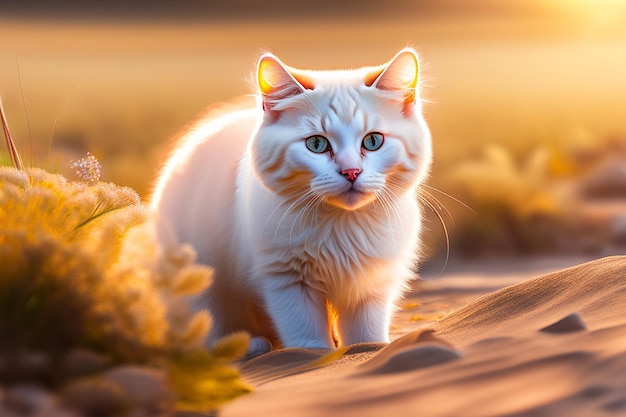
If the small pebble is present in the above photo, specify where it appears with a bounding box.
[540,312,587,334]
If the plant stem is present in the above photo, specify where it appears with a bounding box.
[0,97,24,171]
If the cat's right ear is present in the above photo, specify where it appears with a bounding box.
[257,54,310,112]
[369,48,420,105]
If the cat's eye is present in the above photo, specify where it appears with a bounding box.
[362,133,384,151]
[306,135,331,153]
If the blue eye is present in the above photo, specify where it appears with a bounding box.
[362,132,384,151]
[306,135,331,153]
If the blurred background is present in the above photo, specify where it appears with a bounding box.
[1,0,626,268]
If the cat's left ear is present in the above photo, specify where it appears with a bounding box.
[369,48,419,105]
[257,53,312,112]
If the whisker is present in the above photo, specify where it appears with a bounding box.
[423,184,476,215]
[374,188,399,252]
[288,190,318,247]
[260,182,304,236]
[420,196,450,275]
[274,190,316,244]
[381,180,412,230]
[382,188,404,227]
[300,194,324,249]
[420,188,454,225]
[383,178,452,274]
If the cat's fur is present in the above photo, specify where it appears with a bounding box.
[150,49,432,353]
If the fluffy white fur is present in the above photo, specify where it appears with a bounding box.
[151,49,432,353]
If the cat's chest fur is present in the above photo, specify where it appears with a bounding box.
[239,174,418,300]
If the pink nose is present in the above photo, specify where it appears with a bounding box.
[341,168,362,182]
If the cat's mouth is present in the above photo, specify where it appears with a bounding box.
[326,188,376,211]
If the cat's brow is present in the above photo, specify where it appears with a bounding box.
[320,87,366,131]
[326,87,364,127]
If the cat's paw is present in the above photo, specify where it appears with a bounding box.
[245,336,273,359]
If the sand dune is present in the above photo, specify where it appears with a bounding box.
[224,256,626,417]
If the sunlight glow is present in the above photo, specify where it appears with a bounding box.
[545,0,626,29]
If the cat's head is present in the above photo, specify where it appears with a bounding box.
[251,48,432,211]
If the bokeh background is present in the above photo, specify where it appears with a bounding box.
[2,0,626,268]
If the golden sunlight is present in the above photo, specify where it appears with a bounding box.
[543,0,626,29]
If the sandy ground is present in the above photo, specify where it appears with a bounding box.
[221,255,626,417]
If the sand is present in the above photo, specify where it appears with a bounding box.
[222,256,626,417]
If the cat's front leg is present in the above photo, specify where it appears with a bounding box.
[337,296,392,345]
[261,277,334,349]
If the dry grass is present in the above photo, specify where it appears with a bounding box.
[0,165,251,413]
[0,97,23,170]
[1,105,251,411]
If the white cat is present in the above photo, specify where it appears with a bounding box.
[150,48,432,354]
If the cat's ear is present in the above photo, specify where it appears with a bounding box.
[370,48,419,104]
[257,53,312,112]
